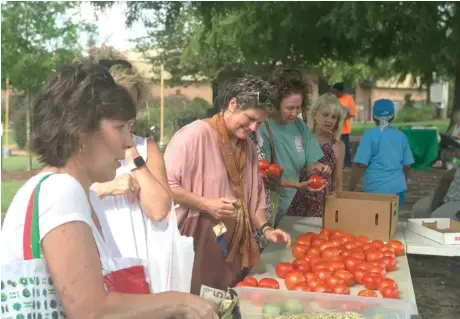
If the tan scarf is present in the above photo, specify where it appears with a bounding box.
[209,112,261,268]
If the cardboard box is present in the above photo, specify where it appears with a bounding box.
[323,191,399,241]
[407,218,460,245]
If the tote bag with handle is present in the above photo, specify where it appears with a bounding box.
[145,203,195,293]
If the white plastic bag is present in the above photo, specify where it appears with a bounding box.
[144,203,195,293]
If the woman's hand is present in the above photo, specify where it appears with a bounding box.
[263,168,284,191]
[263,228,291,248]
[297,179,328,192]
[107,173,140,204]
[203,198,238,219]
[309,163,332,175]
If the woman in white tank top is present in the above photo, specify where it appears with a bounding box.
[92,59,172,259]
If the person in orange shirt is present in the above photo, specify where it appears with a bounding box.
[332,83,357,167]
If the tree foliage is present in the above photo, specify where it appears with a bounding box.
[1,1,96,93]
[94,1,460,111]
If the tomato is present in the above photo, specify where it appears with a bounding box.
[362,273,383,290]
[381,256,397,271]
[260,169,267,178]
[307,278,325,290]
[314,269,333,282]
[296,233,314,246]
[367,265,386,278]
[320,228,331,238]
[322,247,342,259]
[235,281,254,287]
[350,250,366,261]
[306,247,322,258]
[312,284,330,293]
[258,277,280,289]
[259,159,270,170]
[330,229,345,237]
[330,238,342,247]
[292,258,310,273]
[358,289,377,297]
[371,240,385,249]
[369,260,386,270]
[304,272,316,282]
[284,270,306,290]
[311,237,326,247]
[381,286,399,299]
[356,262,371,272]
[325,275,345,288]
[267,164,282,177]
[341,250,352,258]
[243,276,258,287]
[354,269,366,285]
[355,235,369,244]
[275,262,294,279]
[363,243,374,252]
[312,261,334,273]
[308,256,323,267]
[387,240,405,256]
[292,282,310,292]
[343,242,358,250]
[378,278,398,293]
[343,257,361,273]
[308,175,325,189]
[382,247,396,258]
[330,260,346,272]
[292,244,309,259]
[334,270,354,286]
[319,241,334,252]
[340,235,355,245]
[332,284,350,295]
[366,249,384,262]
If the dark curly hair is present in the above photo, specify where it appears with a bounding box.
[269,68,311,110]
[29,62,136,167]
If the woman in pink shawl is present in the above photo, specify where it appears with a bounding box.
[164,76,291,295]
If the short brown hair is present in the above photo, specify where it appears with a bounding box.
[269,68,311,110]
[30,62,136,167]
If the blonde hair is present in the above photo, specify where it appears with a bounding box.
[73,55,149,105]
[308,93,345,140]
[108,64,149,105]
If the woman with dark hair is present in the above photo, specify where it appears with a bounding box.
[258,68,331,227]
[164,76,291,295]
[0,63,216,318]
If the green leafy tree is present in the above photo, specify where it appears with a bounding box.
[2,1,95,157]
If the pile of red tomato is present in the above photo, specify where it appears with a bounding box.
[275,228,404,299]
[259,160,282,178]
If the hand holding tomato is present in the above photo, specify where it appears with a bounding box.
[309,162,332,175]
[264,227,291,248]
[297,178,328,192]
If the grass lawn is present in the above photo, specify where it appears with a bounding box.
[1,179,26,213]
[1,155,43,171]
[352,120,449,136]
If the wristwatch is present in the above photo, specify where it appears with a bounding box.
[127,156,146,171]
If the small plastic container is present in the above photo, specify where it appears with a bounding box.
[234,286,417,319]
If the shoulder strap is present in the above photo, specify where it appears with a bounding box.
[264,120,276,164]
[23,173,55,260]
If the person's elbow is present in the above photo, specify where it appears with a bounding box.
[141,193,172,222]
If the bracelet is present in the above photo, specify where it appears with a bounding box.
[260,223,272,234]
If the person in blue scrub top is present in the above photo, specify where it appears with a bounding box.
[348,99,415,210]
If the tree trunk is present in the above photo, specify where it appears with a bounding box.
[453,53,460,114]
[26,90,32,172]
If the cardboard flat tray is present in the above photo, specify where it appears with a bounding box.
[406,218,460,245]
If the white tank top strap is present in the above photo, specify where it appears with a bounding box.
[133,135,148,162]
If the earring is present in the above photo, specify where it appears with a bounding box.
[79,144,85,153]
